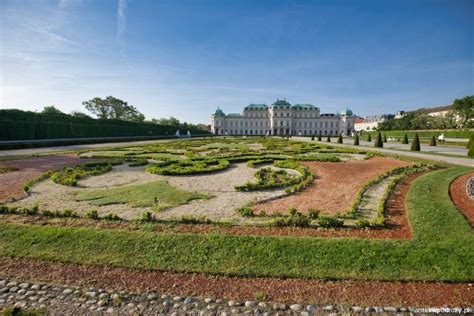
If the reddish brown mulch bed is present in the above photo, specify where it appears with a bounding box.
[0,257,472,307]
[0,155,84,203]
[254,157,411,216]
[449,172,474,227]
[0,170,423,240]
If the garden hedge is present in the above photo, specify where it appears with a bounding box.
[0,109,208,141]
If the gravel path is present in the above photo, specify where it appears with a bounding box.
[356,175,398,222]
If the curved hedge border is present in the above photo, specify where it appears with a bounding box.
[236,160,314,192]
[347,163,436,225]
[146,159,230,175]
[51,161,122,187]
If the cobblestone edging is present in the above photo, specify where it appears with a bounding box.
[1,277,473,315]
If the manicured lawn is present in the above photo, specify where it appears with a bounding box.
[0,167,472,282]
[75,181,208,209]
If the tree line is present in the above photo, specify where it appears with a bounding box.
[40,96,208,131]
[378,95,473,131]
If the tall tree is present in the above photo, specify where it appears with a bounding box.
[41,106,64,115]
[83,96,145,122]
[452,95,474,128]
[70,111,92,119]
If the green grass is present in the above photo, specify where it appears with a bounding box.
[0,165,472,282]
[75,181,208,209]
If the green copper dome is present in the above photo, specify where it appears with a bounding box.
[340,108,353,116]
[213,107,225,116]
[271,98,291,109]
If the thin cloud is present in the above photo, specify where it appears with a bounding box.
[117,0,127,40]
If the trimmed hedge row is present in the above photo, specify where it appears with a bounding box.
[0,109,208,141]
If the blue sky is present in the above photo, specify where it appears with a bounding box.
[1,0,473,124]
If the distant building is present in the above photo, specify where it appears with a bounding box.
[211,99,356,136]
[354,114,394,132]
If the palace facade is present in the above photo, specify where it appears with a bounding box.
[211,99,355,136]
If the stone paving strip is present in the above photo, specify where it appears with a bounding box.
[1,277,472,315]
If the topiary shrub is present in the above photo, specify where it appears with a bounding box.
[430,136,437,146]
[367,134,372,142]
[467,135,474,158]
[317,133,322,141]
[354,134,359,146]
[86,210,99,220]
[374,132,383,148]
[311,134,315,141]
[383,134,387,143]
[337,134,343,144]
[326,136,331,142]
[141,211,155,222]
[402,134,409,144]
[410,133,421,151]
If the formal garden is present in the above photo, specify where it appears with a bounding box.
[0,136,473,310]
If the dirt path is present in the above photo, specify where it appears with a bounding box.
[449,172,474,227]
[0,155,84,203]
[255,157,411,216]
[0,257,471,307]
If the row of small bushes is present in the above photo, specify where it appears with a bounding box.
[348,164,434,226]
[139,211,212,224]
[0,166,18,174]
[146,158,230,175]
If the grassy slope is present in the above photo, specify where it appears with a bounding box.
[75,181,208,208]
[0,167,473,282]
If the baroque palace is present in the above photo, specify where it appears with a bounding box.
[211,99,355,136]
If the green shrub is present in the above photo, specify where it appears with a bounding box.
[22,184,30,192]
[326,136,331,142]
[272,214,310,227]
[317,133,322,141]
[383,134,387,143]
[147,159,230,175]
[402,134,409,144]
[311,134,315,141]
[353,134,359,146]
[104,213,122,221]
[288,207,298,216]
[51,162,114,186]
[308,208,320,219]
[86,210,100,220]
[430,136,437,146]
[178,215,211,224]
[22,205,39,216]
[354,219,371,228]
[337,134,343,143]
[374,132,383,148]
[318,216,344,228]
[141,211,155,222]
[367,134,371,142]
[236,205,254,217]
[410,133,421,151]
[128,159,148,167]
